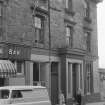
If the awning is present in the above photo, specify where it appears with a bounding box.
[0,60,17,78]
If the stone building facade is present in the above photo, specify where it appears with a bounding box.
[0,0,102,105]
[99,68,105,100]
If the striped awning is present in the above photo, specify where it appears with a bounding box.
[0,60,17,78]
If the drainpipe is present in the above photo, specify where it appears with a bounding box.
[48,0,51,99]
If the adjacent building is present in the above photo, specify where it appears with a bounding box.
[99,68,105,100]
[0,0,102,105]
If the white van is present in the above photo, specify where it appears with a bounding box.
[0,86,51,105]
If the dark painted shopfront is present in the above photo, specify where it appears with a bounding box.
[0,43,31,86]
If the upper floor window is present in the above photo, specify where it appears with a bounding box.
[66,26,73,47]
[65,0,73,11]
[84,0,91,22]
[0,2,3,17]
[0,2,3,37]
[34,15,44,44]
[84,32,91,52]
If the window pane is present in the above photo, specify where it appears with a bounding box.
[66,27,70,37]
[84,32,91,51]
[0,90,9,99]
[84,0,90,17]
[17,62,22,73]
[17,61,24,74]
[65,0,68,8]
[68,0,72,10]
[34,16,44,44]
[34,17,41,29]
[11,90,23,98]
[0,3,2,17]
[65,0,72,10]
[66,26,73,47]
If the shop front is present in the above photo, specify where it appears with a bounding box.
[0,43,31,86]
[30,53,60,105]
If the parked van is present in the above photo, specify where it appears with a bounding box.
[0,86,51,105]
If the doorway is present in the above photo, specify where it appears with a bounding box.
[51,62,59,105]
[33,62,49,87]
[33,62,39,83]
[72,63,77,99]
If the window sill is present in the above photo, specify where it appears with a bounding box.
[84,17,92,23]
[64,8,75,16]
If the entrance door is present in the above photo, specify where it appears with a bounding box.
[51,62,59,105]
[33,62,39,85]
[72,63,77,99]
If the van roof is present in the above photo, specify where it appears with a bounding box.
[0,86,46,90]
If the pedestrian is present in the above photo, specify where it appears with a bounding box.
[59,91,65,105]
[76,89,82,105]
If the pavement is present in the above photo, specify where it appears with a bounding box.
[86,102,105,105]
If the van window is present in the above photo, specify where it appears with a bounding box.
[11,90,23,98]
[0,90,9,99]
[21,90,33,98]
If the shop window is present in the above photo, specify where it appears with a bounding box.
[84,32,91,52]
[33,62,47,86]
[34,15,44,44]
[66,26,73,48]
[86,61,93,94]
[12,60,24,75]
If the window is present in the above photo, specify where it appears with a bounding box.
[34,15,44,44]
[65,0,72,10]
[66,26,73,47]
[11,90,23,98]
[0,90,9,99]
[84,32,91,52]
[86,62,93,94]
[0,2,3,17]
[84,0,90,18]
[0,27,2,36]
[0,2,3,36]
[12,60,24,74]
[33,62,46,86]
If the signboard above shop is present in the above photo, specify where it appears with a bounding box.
[7,45,31,60]
[0,44,31,60]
